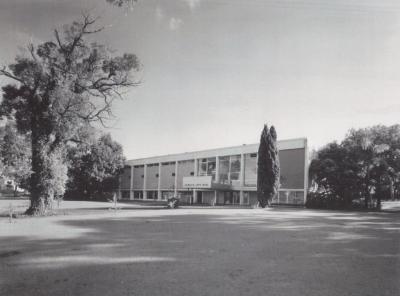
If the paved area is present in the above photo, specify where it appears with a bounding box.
[0,205,399,296]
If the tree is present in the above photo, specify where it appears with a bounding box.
[343,126,396,209]
[0,15,139,215]
[257,124,280,208]
[310,125,400,209]
[106,0,137,7]
[309,142,361,207]
[0,122,31,195]
[66,133,125,200]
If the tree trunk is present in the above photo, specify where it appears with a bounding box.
[389,179,394,201]
[25,127,52,216]
[364,174,370,209]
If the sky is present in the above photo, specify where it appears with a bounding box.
[1,0,400,159]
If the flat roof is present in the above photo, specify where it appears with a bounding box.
[127,138,307,166]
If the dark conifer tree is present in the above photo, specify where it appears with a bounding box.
[257,125,280,208]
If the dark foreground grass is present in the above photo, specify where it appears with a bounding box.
[0,207,399,296]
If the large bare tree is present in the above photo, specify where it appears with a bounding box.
[0,15,140,215]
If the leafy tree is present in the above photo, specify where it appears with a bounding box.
[0,15,139,215]
[66,133,125,200]
[310,125,400,209]
[257,124,280,208]
[106,0,137,7]
[309,142,361,207]
[0,122,31,195]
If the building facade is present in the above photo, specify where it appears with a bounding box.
[119,138,308,206]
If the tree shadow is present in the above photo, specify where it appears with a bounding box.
[1,208,399,296]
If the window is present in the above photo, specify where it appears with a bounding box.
[230,155,241,182]
[218,156,230,184]
[243,192,249,204]
[172,173,175,177]
[156,174,159,178]
[134,191,143,199]
[197,157,216,180]
[223,191,240,205]
[147,191,158,200]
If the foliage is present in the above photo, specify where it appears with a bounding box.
[305,192,364,210]
[0,121,31,193]
[309,125,400,209]
[106,0,137,7]
[257,124,280,208]
[66,133,125,200]
[167,197,179,209]
[0,15,139,215]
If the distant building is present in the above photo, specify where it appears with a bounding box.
[0,176,16,191]
[119,138,308,206]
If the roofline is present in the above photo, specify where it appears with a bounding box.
[126,137,307,166]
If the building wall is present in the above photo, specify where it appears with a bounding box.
[133,166,144,189]
[120,166,131,190]
[122,138,308,205]
[279,148,305,189]
[177,160,195,189]
[146,164,159,190]
[160,162,175,190]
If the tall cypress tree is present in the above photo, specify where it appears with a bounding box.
[257,125,280,208]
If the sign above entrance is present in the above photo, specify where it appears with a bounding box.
[183,176,212,189]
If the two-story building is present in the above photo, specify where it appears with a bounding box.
[119,138,308,206]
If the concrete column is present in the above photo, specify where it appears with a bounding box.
[157,163,162,200]
[215,156,220,183]
[130,165,134,200]
[174,161,178,196]
[143,164,147,200]
[193,159,198,203]
[240,154,245,204]
[240,191,244,205]
[240,154,245,187]
[228,156,231,184]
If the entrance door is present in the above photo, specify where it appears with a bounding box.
[197,191,203,204]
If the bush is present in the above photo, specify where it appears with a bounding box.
[306,192,348,210]
[167,197,179,209]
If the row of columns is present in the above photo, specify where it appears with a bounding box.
[128,153,247,204]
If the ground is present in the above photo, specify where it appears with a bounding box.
[0,201,399,296]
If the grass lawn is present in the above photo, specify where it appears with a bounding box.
[0,201,399,296]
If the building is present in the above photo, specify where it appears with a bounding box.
[119,138,308,206]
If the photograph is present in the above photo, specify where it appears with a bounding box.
[0,1,399,295]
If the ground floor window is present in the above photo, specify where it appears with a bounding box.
[134,191,143,199]
[147,191,158,200]
[243,192,250,205]
[220,191,240,205]
[178,191,193,204]
[162,191,174,200]
[121,190,130,199]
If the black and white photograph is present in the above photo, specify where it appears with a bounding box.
[0,0,399,295]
